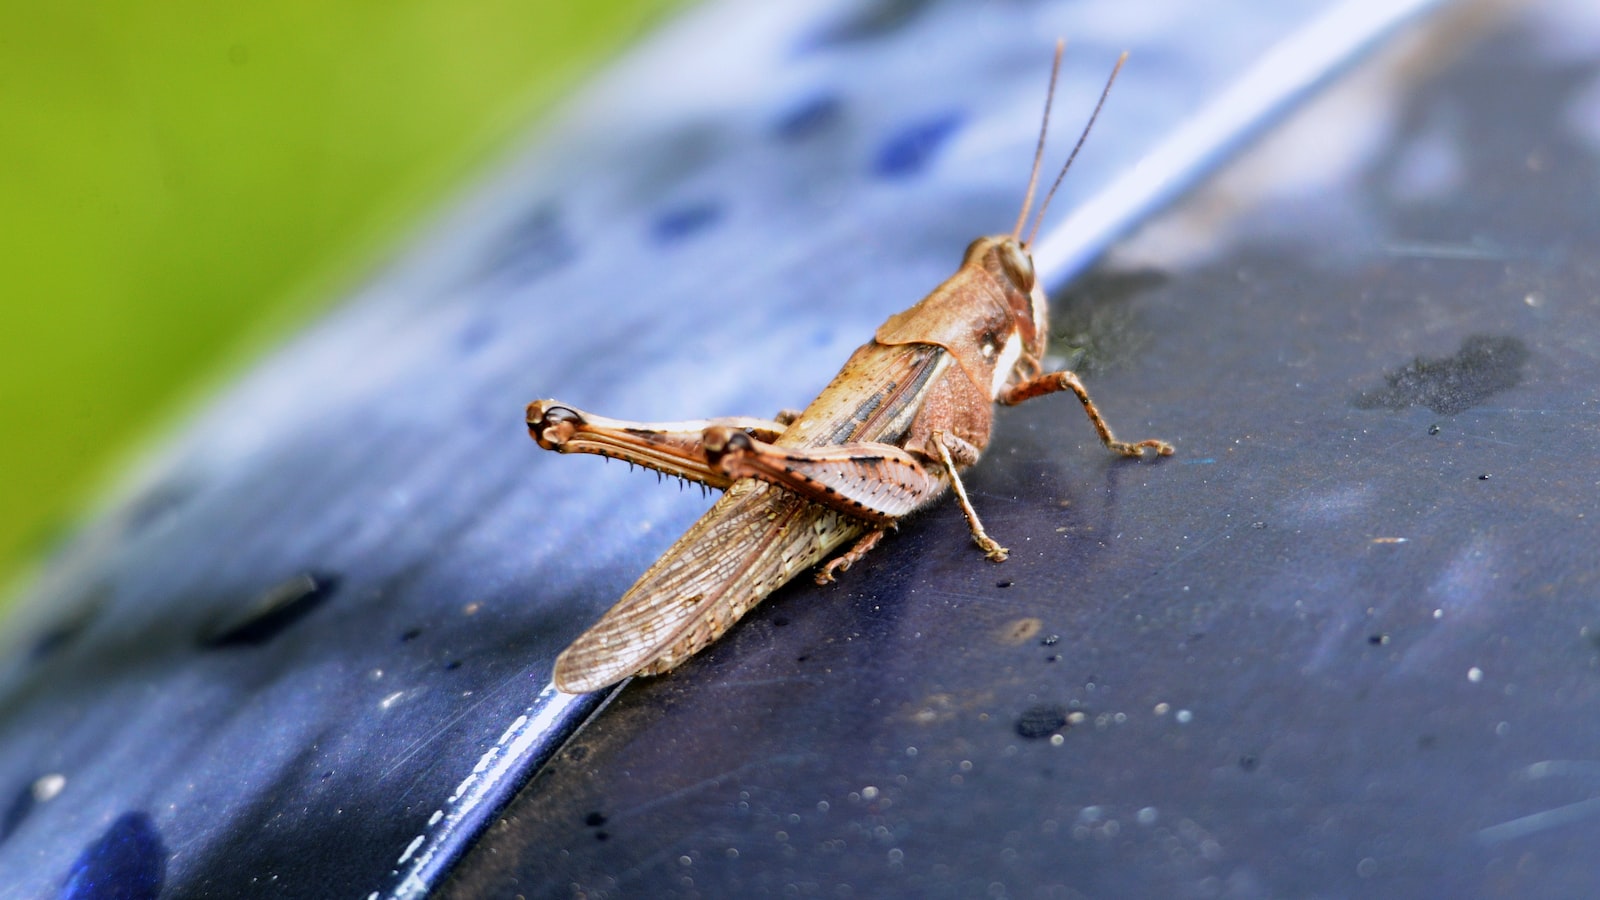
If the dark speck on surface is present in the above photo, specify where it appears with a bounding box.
[798,0,933,51]
[772,93,843,142]
[1015,704,1069,739]
[455,317,496,355]
[650,201,723,244]
[0,781,34,844]
[873,112,965,178]
[122,480,196,536]
[61,811,165,900]
[29,614,92,662]
[1355,334,1529,415]
[478,204,574,285]
[199,572,340,649]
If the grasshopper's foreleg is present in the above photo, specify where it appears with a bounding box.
[1000,372,1174,458]
[527,400,789,489]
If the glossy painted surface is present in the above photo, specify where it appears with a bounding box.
[449,1,1600,897]
[7,0,1591,897]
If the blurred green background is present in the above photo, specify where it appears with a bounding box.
[0,1,683,598]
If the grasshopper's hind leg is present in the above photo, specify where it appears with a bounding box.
[701,427,944,525]
[816,528,887,584]
[702,427,1008,563]
[527,400,789,489]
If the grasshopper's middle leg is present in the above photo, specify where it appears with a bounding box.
[929,432,1009,562]
[527,400,789,489]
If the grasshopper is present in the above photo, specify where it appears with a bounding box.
[527,44,1171,694]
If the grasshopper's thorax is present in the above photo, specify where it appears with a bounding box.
[872,234,1047,402]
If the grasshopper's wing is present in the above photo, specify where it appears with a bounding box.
[553,478,864,693]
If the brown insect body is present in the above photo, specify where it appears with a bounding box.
[528,46,1171,694]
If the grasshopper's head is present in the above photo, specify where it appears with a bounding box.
[962,235,1049,370]
[979,43,1127,381]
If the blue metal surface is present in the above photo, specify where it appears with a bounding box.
[7,0,1566,896]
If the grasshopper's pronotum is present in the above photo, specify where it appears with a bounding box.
[527,44,1171,693]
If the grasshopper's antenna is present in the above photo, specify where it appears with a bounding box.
[1011,39,1066,242]
[1025,50,1128,248]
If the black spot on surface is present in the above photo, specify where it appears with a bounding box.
[585,811,607,827]
[455,317,497,355]
[1015,704,1069,739]
[60,811,165,900]
[0,782,34,844]
[199,572,339,649]
[772,92,843,142]
[800,0,934,50]
[399,627,422,643]
[1238,754,1260,772]
[1355,335,1529,415]
[30,615,90,662]
[122,480,196,536]
[479,204,575,285]
[650,200,723,244]
[28,584,108,662]
[873,112,965,178]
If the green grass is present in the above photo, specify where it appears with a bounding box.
[0,0,685,599]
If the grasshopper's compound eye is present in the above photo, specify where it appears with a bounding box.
[997,241,1035,293]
